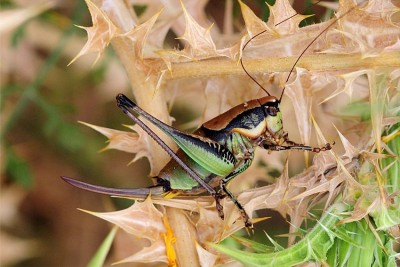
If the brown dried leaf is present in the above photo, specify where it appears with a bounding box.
[115,240,168,264]
[147,19,173,50]
[284,68,312,145]
[322,1,400,56]
[178,1,217,58]
[267,0,310,35]
[148,197,248,241]
[384,39,400,53]
[317,1,339,10]
[81,196,165,241]
[203,77,259,122]
[320,70,369,104]
[79,197,173,263]
[80,122,170,175]
[195,241,218,267]
[237,160,291,218]
[70,0,120,65]
[239,0,274,39]
[124,125,176,176]
[228,149,284,191]
[335,126,360,160]
[362,0,399,18]
[340,191,380,224]
[196,207,224,243]
[312,115,361,191]
[158,1,229,62]
[160,0,211,38]
[121,9,163,59]
[369,71,390,154]
[79,122,138,152]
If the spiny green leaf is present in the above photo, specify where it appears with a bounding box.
[264,231,284,251]
[231,235,274,253]
[212,204,348,267]
[336,222,355,267]
[333,224,362,248]
[371,123,400,229]
[328,220,397,267]
[358,221,376,267]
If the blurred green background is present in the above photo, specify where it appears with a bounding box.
[1,1,153,265]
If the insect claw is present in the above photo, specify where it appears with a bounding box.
[244,220,254,235]
[244,218,253,228]
[323,142,333,151]
[325,143,332,150]
[312,142,334,153]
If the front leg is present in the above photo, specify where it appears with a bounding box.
[285,133,333,152]
[264,133,333,153]
[265,143,332,152]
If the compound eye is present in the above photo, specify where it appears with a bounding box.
[266,106,278,116]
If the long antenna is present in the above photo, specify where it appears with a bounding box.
[240,0,341,99]
[240,9,304,96]
[240,1,323,96]
[240,29,271,96]
[279,2,363,102]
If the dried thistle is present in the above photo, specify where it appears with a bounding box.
[68,0,400,266]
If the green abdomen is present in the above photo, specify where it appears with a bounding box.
[157,150,216,191]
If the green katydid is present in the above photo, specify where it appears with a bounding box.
[63,92,332,228]
[60,2,363,229]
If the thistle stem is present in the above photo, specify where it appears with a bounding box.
[165,51,400,80]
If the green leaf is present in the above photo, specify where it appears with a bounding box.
[326,240,338,267]
[212,204,348,267]
[11,23,27,47]
[87,226,118,267]
[371,123,400,229]
[358,221,376,267]
[5,148,34,188]
[334,224,362,248]
[341,101,371,121]
[231,235,274,253]
[335,223,354,267]
[56,123,85,152]
[329,220,397,267]
[133,5,147,17]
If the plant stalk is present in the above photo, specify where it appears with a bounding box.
[106,1,200,265]
[165,51,400,80]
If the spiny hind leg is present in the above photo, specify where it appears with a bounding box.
[218,180,253,230]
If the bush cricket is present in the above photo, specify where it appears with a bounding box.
[60,1,369,230]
